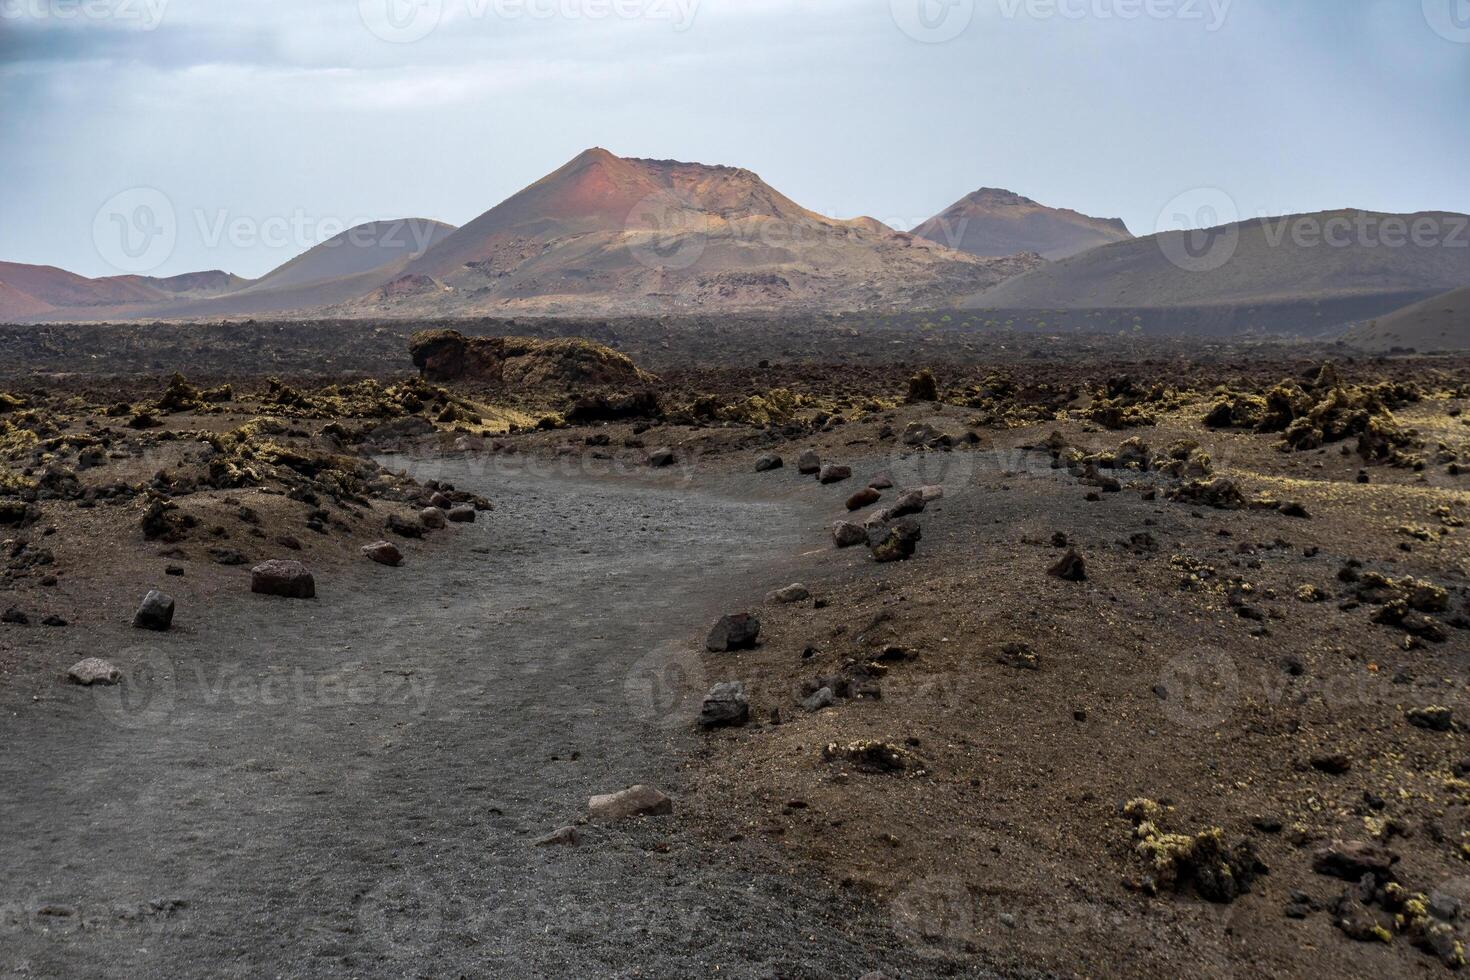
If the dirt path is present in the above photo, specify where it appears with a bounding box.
[0,462,990,979]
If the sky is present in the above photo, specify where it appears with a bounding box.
[1,0,1468,279]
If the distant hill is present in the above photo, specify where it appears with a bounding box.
[238,219,455,295]
[1344,285,1470,352]
[966,209,1470,333]
[3,219,455,322]
[0,261,167,309]
[359,148,1034,316]
[912,188,1132,260]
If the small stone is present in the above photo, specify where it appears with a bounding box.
[846,487,881,511]
[1048,549,1087,582]
[386,514,424,539]
[868,472,894,490]
[996,642,1039,670]
[41,615,66,627]
[767,583,810,604]
[446,505,476,523]
[802,687,836,712]
[588,785,673,820]
[1407,705,1454,732]
[754,453,783,472]
[208,547,249,566]
[67,658,120,686]
[362,541,403,567]
[819,464,852,485]
[833,521,867,548]
[1,607,28,625]
[165,564,185,576]
[132,590,175,631]
[648,448,676,468]
[251,560,316,600]
[699,682,750,729]
[797,450,821,475]
[1312,840,1398,880]
[420,507,448,530]
[1311,753,1352,775]
[707,613,760,652]
[533,826,581,847]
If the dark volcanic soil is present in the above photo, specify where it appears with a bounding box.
[0,467,986,980]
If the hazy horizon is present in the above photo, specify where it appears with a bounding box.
[3,0,1469,280]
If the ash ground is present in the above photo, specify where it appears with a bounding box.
[2,320,1468,979]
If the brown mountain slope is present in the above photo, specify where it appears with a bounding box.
[357,148,1035,316]
[966,209,1470,332]
[239,218,455,294]
[0,280,54,320]
[912,188,1132,260]
[0,261,168,309]
[1344,285,1470,352]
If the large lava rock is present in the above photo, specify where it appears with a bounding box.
[409,330,654,387]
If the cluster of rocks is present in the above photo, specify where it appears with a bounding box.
[1339,564,1464,645]
[1203,365,1426,467]
[1122,799,1265,903]
[1304,839,1465,967]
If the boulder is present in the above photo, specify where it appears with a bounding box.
[706,613,760,652]
[429,491,453,509]
[886,490,927,519]
[699,682,750,729]
[386,513,425,539]
[362,541,403,567]
[588,784,673,821]
[755,453,784,472]
[846,487,881,511]
[870,519,922,563]
[833,521,867,548]
[648,448,676,468]
[819,464,852,485]
[251,560,316,599]
[67,658,120,686]
[797,450,821,475]
[420,506,448,529]
[1048,550,1087,582]
[767,583,810,604]
[446,505,477,524]
[133,590,175,631]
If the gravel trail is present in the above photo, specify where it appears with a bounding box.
[1,463,988,979]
